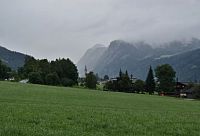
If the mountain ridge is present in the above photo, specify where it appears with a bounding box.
[0,46,28,70]
[77,44,107,77]
[77,38,200,81]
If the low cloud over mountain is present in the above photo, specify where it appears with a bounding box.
[78,38,200,81]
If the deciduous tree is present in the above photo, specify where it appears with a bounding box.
[155,64,176,93]
[0,60,11,80]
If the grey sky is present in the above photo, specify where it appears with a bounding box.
[0,0,200,62]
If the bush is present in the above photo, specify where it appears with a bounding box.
[61,78,74,87]
[85,72,97,89]
[28,72,43,84]
[45,73,60,86]
[193,85,200,99]
[133,80,145,93]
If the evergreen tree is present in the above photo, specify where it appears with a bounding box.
[117,70,131,92]
[125,70,129,77]
[145,66,156,94]
[23,56,39,78]
[104,69,132,92]
[85,72,97,89]
[119,69,122,79]
[38,59,51,83]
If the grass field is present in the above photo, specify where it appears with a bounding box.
[0,81,200,136]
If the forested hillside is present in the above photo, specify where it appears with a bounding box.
[0,46,28,70]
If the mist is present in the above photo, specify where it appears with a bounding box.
[0,0,200,62]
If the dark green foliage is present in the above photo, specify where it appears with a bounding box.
[145,66,156,94]
[50,58,78,85]
[119,69,123,78]
[104,70,151,94]
[104,75,109,81]
[28,72,43,84]
[104,80,113,91]
[85,72,97,89]
[17,67,25,79]
[61,78,74,87]
[104,70,132,93]
[38,59,51,82]
[21,57,78,87]
[155,64,176,93]
[133,80,145,93]
[10,71,20,82]
[118,71,132,92]
[104,79,119,92]
[23,57,39,78]
[45,73,60,86]
[0,60,11,80]
[192,85,200,99]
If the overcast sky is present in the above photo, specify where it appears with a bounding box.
[0,0,200,62]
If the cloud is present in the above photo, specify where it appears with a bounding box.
[0,0,200,62]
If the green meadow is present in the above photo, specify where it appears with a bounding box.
[0,81,199,136]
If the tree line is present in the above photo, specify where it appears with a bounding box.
[17,57,78,86]
[1,57,199,99]
[104,64,176,94]
[0,60,11,80]
[0,57,187,94]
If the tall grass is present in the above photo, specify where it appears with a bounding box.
[0,81,199,136]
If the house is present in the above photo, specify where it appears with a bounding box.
[176,82,200,98]
[176,82,188,91]
[180,89,194,99]
[110,78,117,81]
[176,82,188,96]
[161,82,188,97]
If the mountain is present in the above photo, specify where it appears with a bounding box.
[77,44,107,77]
[78,38,200,81]
[92,40,153,78]
[130,48,200,82]
[0,46,28,70]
